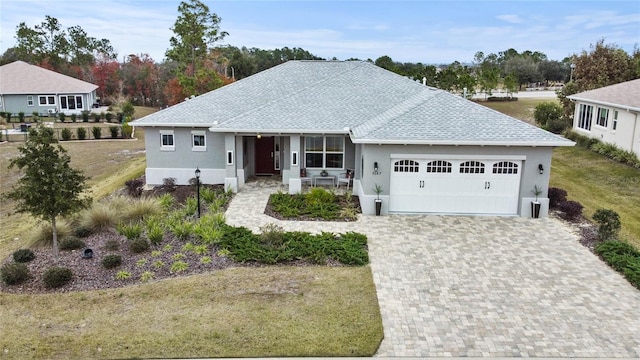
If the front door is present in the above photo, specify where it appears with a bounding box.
[255,136,275,175]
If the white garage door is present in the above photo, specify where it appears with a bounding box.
[389,157,522,215]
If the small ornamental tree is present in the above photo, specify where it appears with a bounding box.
[7,126,91,262]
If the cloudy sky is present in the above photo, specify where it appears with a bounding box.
[1,0,638,64]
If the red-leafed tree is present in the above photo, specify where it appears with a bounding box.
[121,54,161,106]
[92,55,121,100]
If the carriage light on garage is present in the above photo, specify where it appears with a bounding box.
[538,164,544,174]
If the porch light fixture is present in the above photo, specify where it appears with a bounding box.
[257,133,262,139]
[374,162,379,172]
[195,167,201,218]
[538,164,544,174]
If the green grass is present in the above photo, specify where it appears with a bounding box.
[477,98,553,125]
[551,146,640,248]
[0,267,382,359]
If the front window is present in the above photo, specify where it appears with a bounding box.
[596,108,609,128]
[577,104,593,131]
[160,130,175,151]
[191,131,206,151]
[27,95,34,106]
[613,110,618,130]
[304,136,344,169]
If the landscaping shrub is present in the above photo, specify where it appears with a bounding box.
[77,127,87,140]
[592,209,621,242]
[103,239,120,251]
[92,126,102,139]
[80,203,119,231]
[92,112,100,122]
[70,114,77,123]
[105,112,114,123]
[61,128,72,141]
[81,111,90,122]
[548,187,567,209]
[117,222,142,240]
[595,240,640,289]
[109,125,119,138]
[121,121,132,138]
[12,249,35,263]
[125,178,144,197]
[557,200,584,221]
[101,254,122,269]
[306,187,335,204]
[30,220,72,247]
[42,267,73,288]
[147,223,164,245]
[59,236,86,250]
[74,225,93,238]
[18,111,25,122]
[1,263,30,285]
[162,177,177,191]
[129,238,150,253]
[58,112,66,122]
[158,193,175,209]
[124,197,164,222]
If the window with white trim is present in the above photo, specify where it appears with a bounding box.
[460,161,485,174]
[425,160,451,173]
[191,130,206,151]
[59,95,83,111]
[577,104,593,131]
[304,136,344,169]
[613,110,618,130]
[39,95,55,105]
[596,108,609,128]
[27,95,34,106]
[394,160,419,172]
[160,130,175,151]
[492,161,518,174]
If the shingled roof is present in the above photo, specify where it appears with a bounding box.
[131,60,572,147]
[567,79,640,111]
[0,61,98,94]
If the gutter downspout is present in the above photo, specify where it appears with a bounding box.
[631,112,639,156]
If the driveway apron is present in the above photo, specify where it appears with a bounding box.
[226,180,640,358]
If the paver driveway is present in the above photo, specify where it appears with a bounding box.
[226,180,640,358]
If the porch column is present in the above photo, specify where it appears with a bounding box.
[224,134,238,192]
[289,135,302,194]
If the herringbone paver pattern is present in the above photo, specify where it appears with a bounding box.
[226,179,640,358]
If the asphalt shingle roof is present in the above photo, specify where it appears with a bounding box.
[131,60,572,147]
[567,79,640,111]
[0,61,98,94]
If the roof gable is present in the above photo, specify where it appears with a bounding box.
[568,79,640,111]
[131,60,572,147]
[0,61,98,94]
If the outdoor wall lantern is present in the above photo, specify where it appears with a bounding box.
[374,162,379,172]
[538,164,544,174]
[195,167,201,218]
[257,133,262,139]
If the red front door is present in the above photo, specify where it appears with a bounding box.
[255,136,274,175]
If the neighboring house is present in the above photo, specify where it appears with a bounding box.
[0,61,99,117]
[131,61,573,217]
[568,79,640,157]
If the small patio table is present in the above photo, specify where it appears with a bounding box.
[313,175,336,187]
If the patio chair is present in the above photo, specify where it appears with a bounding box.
[336,169,354,190]
[300,168,311,186]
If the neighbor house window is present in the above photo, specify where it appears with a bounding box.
[425,160,451,173]
[39,95,55,105]
[304,136,344,169]
[27,95,34,106]
[492,161,518,174]
[394,160,420,173]
[596,108,609,128]
[160,130,175,151]
[59,95,83,111]
[613,110,618,130]
[460,161,485,174]
[577,104,593,131]
[191,130,206,151]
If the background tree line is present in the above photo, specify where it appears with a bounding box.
[1,0,639,109]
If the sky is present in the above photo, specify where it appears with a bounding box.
[1,0,639,64]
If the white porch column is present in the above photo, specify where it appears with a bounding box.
[289,135,302,194]
[224,134,238,192]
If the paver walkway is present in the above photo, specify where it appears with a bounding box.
[225,179,640,358]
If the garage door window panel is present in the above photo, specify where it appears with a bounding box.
[394,160,419,173]
[492,161,518,174]
[426,160,452,173]
[460,161,485,174]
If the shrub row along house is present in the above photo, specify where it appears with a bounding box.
[131,60,573,217]
[0,61,99,117]
[569,78,640,157]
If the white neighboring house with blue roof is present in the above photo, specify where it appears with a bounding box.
[0,61,99,117]
[568,79,640,157]
[131,60,574,217]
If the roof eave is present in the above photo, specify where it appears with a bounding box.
[130,122,214,128]
[567,96,640,112]
[207,127,351,135]
[351,139,576,147]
